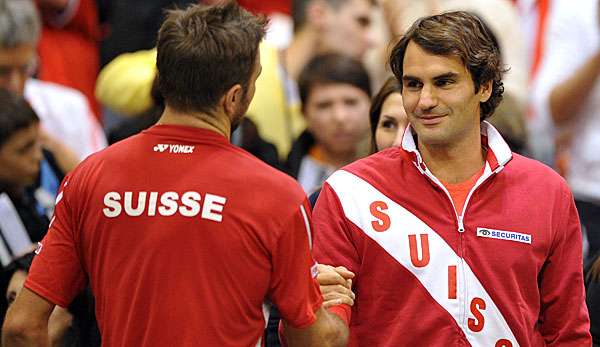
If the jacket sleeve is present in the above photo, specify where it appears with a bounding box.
[538,184,592,345]
[312,181,361,324]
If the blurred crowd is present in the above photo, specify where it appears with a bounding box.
[1,0,600,345]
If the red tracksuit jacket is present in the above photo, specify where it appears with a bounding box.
[313,122,591,346]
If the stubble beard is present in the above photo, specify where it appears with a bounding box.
[230,92,251,133]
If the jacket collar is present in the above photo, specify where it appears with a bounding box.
[400,121,513,172]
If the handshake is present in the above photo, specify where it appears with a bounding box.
[315,264,356,308]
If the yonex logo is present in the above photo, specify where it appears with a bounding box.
[476,227,531,244]
[153,144,194,154]
[153,144,168,152]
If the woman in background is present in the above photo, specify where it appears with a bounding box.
[368,76,408,152]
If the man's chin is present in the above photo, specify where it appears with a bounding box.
[413,127,449,145]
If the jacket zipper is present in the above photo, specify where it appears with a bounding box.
[417,161,498,330]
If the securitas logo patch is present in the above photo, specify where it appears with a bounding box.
[476,227,532,244]
[153,144,195,154]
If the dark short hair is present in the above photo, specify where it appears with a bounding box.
[389,11,505,121]
[0,88,39,147]
[369,76,401,152]
[156,2,267,114]
[298,53,372,107]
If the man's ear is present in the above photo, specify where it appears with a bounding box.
[222,83,243,116]
[479,80,493,103]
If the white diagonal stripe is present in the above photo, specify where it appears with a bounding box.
[326,170,519,346]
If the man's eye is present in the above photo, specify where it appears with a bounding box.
[435,79,454,87]
[405,80,422,89]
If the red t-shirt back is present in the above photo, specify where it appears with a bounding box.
[26,125,322,347]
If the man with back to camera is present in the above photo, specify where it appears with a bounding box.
[2,3,350,347]
[313,11,592,346]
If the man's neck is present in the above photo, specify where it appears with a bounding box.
[418,132,486,184]
[157,106,231,140]
[284,27,320,81]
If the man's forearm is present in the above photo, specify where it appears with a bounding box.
[283,307,349,347]
[321,309,349,347]
[2,327,49,347]
[2,289,53,347]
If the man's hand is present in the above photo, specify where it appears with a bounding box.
[316,264,355,308]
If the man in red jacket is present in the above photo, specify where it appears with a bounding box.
[313,11,592,346]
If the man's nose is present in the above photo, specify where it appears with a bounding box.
[417,84,437,112]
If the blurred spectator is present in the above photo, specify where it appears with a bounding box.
[286,53,372,194]
[368,76,407,152]
[0,0,107,161]
[515,0,555,165]
[36,0,102,119]
[0,89,65,328]
[96,0,376,159]
[308,75,407,207]
[0,90,53,258]
[379,0,529,153]
[533,0,600,257]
